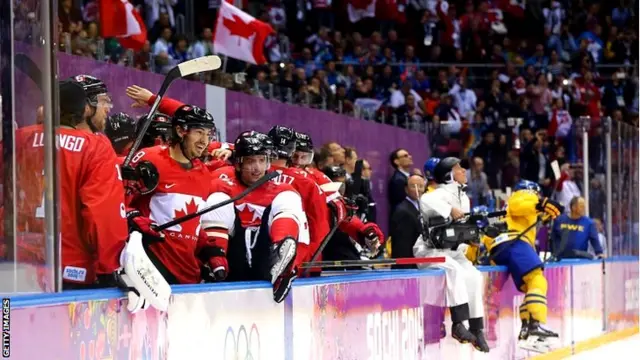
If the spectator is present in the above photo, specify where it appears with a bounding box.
[388,148,414,214]
[591,218,607,255]
[501,150,520,190]
[520,130,553,192]
[395,94,424,129]
[589,177,606,221]
[449,77,477,120]
[466,156,491,207]
[146,0,177,30]
[313,147,333,170]
[148,11,174,43]
[389,174,425,268]
[556,164,582,211]
[59,0,82,34]
[169,35,190,64]
[324,142,346,166]
[552,196,604,259]
[188,28,214,59]
[390,81,424,109]
[473,131,502,189]
[602,71,628,114]
[343,147,358,176]
[152,27,174,74]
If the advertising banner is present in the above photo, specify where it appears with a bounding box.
[605,258,639,331]
[6,261,638,360]
[14,43,206,128]
[292,272,446,360]
[570,262,605,342]
[166,288,285,360]
[225,91,430,232]
[9,298,167,359]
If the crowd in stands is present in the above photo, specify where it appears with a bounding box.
[12,0,640,206]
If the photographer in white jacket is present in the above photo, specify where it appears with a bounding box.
[413,157,489,352]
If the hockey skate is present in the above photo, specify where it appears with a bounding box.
[270,237,297,303]
[519,319,559,353]
[451,323,477,344]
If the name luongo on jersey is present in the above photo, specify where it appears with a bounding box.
[32,132,86,152]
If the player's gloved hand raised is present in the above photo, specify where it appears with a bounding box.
[536,198,564,219]
[126,209,164,243]
[362,222,384,254]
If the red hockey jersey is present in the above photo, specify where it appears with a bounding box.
[58,128,128,284]
[128,145,216,284]
[271,165,329,263]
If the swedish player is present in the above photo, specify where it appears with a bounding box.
[470,180,564,352]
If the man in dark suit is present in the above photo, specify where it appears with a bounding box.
[387,148,414,215]
[389,174,426,269]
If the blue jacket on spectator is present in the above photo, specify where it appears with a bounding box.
[552,214,603,257]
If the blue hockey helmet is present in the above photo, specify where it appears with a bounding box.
[513,180,542,194]
[423,157,441,181]
[472,205,490,227]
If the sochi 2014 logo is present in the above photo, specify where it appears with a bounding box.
[224,324,260,360]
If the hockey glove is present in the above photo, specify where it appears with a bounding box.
[126,210,164,243]
[328,198,349,224]
[536,198,564,220]
[362,222,384,255]
[199,245,228,282]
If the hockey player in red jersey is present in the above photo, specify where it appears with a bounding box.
[202,131,305,303]
[54,77,128,287]
[267,126,329,266]
[125,84,232,170]
[136,113,172,149]
[292,131,385,260]
[126,105,228,286]
[105,112,137,157]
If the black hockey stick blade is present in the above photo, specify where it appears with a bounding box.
[15,53,43,90]
[155,171,278,231]
[122,55,222,167]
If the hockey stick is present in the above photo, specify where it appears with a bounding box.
[301,219,341,276]
[14,53,43,89]
[300,256,446,269]
[122,55,222,167]
[154,171,278,231]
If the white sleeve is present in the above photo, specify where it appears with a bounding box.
[200,192,236,235]
[269,190,310,245]
[389,91,404,108]
[419,190,453,219]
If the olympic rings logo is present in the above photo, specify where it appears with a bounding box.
[223,324,261,360]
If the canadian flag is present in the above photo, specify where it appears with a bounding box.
[99,0,147,50]
[214,1,274,65]
[347,0,377,23]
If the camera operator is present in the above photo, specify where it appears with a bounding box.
[413,157,489,353]
[345,158,377,223]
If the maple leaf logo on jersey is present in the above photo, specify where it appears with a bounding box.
[173,198,201,236]
[236,203,265,227]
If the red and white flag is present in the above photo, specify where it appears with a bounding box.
[99,0,147,50]
[213,1,274,65]
[347,0,377,23]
